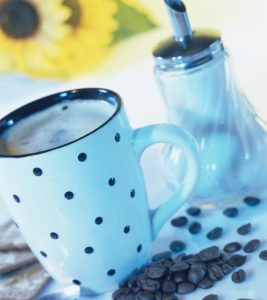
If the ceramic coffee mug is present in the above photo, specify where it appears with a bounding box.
[0,88,199,294]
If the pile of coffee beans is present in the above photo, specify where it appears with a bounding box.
[112,245,248,300]
[112,197,266,300]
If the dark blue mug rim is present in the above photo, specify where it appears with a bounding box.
[0,88,122,158]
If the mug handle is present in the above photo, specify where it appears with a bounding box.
[132,124,199,240]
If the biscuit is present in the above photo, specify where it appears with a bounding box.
[0,263,51,300]
[0,219,28,251]
[0,250,37,275]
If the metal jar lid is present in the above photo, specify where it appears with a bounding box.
[153,0,224,71]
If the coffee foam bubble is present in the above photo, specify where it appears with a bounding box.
[1,99,115,155]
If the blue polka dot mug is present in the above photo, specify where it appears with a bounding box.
[0,88,199,294]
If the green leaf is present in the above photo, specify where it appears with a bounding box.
[113,0,156,44]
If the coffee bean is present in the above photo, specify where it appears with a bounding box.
[120,293,134,300]
[141,279,161,293]
[177,282,196,294]
[214,258,226,266]
[231,269,246,283]
[187,265,206,285]
[228,255,247,267]
[162,294,179,300]
[221,263,233,275]
[183,254,201,264]
[112,288,132,300]
[161,280,177,293]
[243,196,261,206]
[189,222,202,234]
[186,206,201,216]
[170,241,186,253]
[119,279,129,288]
[137,274,149,285]
[154,291,162,300]
[144,264,168,279]
[173,253,186,263]
[170,262,190,273]
[128,277,141,293]
[136,291,155,300]
[198,277,214,289]
[237,223,252,235]
[161,258,174,268]
[152,251,172,263]
[243,239,260,253]
[202,295,218,300]
[223,207,238,218]
[173,272,188,284]
[214,254,227,265]
[259,250,267,261]
[224,242,242,253]
[207,227,223,240]
[207,263,224,281]
[199,246,221,262]
[171,216,188,227]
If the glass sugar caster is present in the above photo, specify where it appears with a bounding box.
[153,0,267,208]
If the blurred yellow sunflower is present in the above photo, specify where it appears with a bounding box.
[0,0,118,78]
[0,0,71,73]
[122,0,150,13]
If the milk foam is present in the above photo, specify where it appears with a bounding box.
[1,99,115,155]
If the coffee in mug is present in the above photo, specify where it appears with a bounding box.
[0,99,115,155]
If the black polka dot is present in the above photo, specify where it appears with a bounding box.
[13,195,20,203]
[130,189,136,198]
[50,232,59,239]
[137,244,142,253]
[115,133,120,142]
[62,105,68,111]
[84,247,94,254]
[107,269,116,276]
[40,251,47,257]
[73,279,81,286]
[78,153,87,162]
[108,178,116,186]
[95,217,103,225]
[124,225,130,234]
[65,191,74,200]
[33,168,42,176]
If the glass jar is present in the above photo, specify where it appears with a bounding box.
[153,1,267,207]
